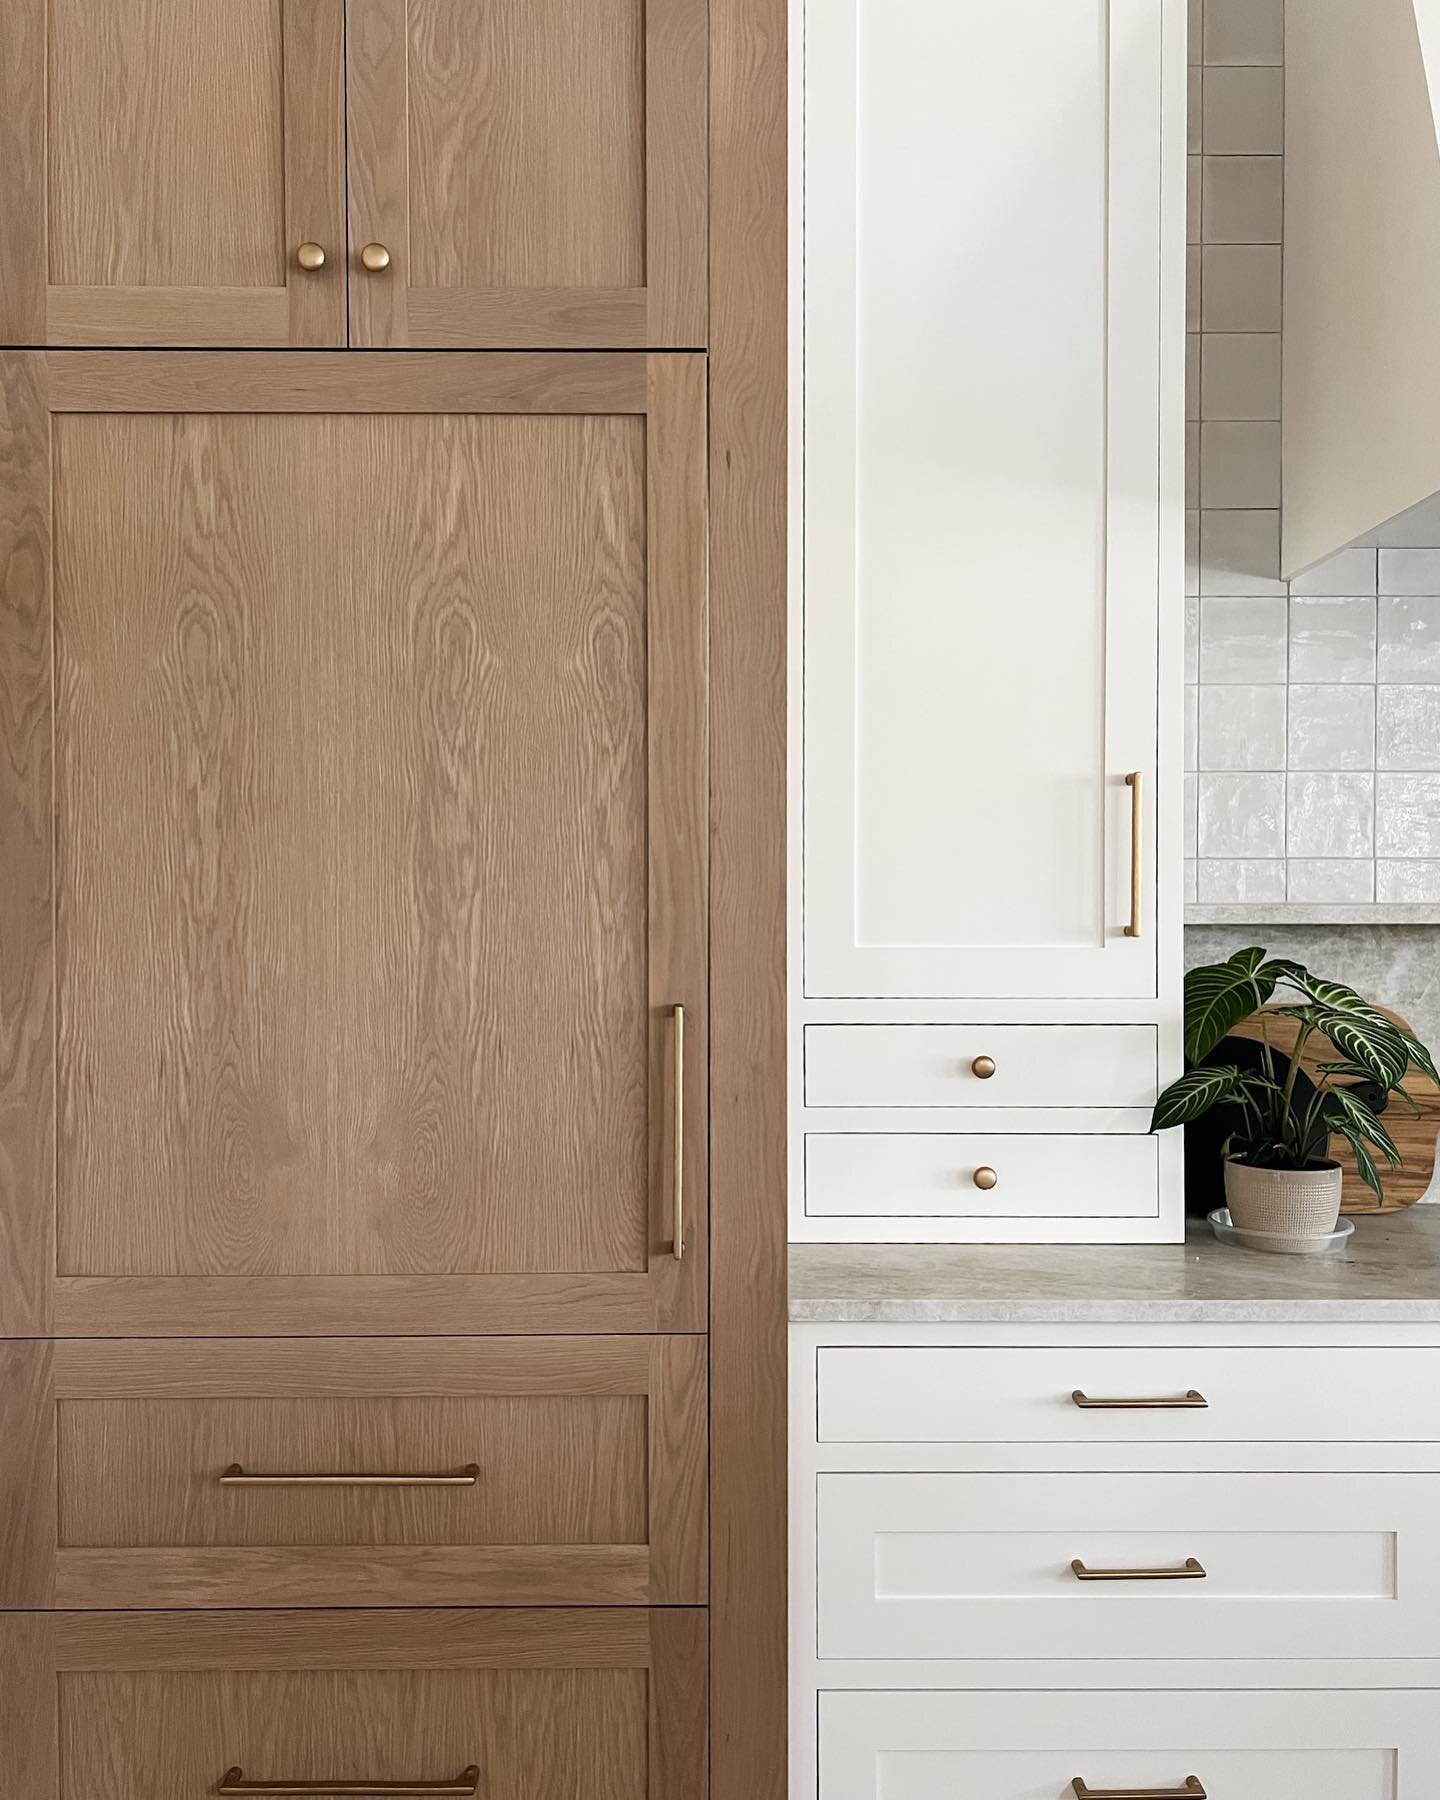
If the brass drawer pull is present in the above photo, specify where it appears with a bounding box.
[219,1464,479,1488]
[1072,1557,1206,1582]
[1072,1780,1206,1799]
[1124,770,1143,938]
[672,1002,686,1261]
[1072,1390,1208,1410]
[219,1769,480,1797]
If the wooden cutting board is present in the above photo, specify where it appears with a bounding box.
[1229,1008,1440,1214]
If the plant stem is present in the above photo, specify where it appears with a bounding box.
[1278,1022,1313,1161]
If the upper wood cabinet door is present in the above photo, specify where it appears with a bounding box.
[0,350,707,1337]
[346,0,707,347]
[0,0,346,346]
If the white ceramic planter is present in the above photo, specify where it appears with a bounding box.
[1224,1159,1344,1238]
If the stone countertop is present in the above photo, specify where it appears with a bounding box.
[789,1209,1440,1323]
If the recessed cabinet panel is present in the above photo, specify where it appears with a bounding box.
[804,1025,1159,1109]
[802,0,1167,998]
[0,352,708,1337]
[820,1690,1440,1800]
[0,0,346,345]
[347,0,707,346]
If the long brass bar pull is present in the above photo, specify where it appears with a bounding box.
[1072,1780,1206,1799]
[1072,1390,1208,1410]
[1124,771,1144,938]
[219,1465,479,1488]
[672,1003,686,1261]
[1071,1557,1206,1582]
[218,1770,480,1797]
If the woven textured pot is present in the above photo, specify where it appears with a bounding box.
[1224,1160,1343,1237]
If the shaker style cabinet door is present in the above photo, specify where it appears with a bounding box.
[0,351,708,1338]
[802,0,1172,999]
[0,0,346,346]
[346,0,708,347]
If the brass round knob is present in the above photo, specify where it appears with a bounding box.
[971,1055,997,1080]
[295,242,327,272]
[973,1166,999,1192]
[360,242,392,273]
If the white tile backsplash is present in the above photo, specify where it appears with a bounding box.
[1289,597,1376,683]
[1199,683,1286,770]
[1199,511,1284,596]
[1287,773,1375,859]
[1199,772,1286,858]
[1288,548,1378,598]
[1378,597,1440,683]
[1377,861,1440,903]
[1378,548,1440,596]
[1377,775,1440,859]
[1288,685,1375,772]
[1199,595,1288,681]
[1198,858,1287,904]
[1288,860,1376,904]
[1378,688,1440,771]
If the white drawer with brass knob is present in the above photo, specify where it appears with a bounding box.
[803,1025,1159,1111]
[803,1133,1159,1220]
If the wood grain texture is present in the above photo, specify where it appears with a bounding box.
[0,352,53,1334]
[44,287,292,348]
[0,1615,57,1797]
[0,0,46,340]
[18,1609,705,1796]
[648,1337,709,1604]
[47,0,286,289]
[347,0,706,346]
[54,410,649,1280]
[283,0,348,346]
[45,350,648,412]
[708,0,789,1792]
[0,1338,54,1606]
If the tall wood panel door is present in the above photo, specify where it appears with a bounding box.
[0,0,346,346]
[0,351,708,1338]
[346,0,708,347]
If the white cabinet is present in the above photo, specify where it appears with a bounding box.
[790,0,1187,1241]
[820,1690,1440,1800]
[800,0,1181,1003]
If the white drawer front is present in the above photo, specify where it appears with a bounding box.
[804,1025,1159,1109]
[817,1346,1440,1444]
[820,1689,1440,1800]
[804,1134,1159,1218]
[816,1472,1440,1661]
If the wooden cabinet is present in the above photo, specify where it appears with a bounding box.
[1,0,347,346]
[1,1609,707,1800]
[791,0,1186,1240]
[0,1337,705,1609]
[0,351,708,1338]
[1,0,705,349]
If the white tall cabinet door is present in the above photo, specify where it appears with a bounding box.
[803,0,1175,1000]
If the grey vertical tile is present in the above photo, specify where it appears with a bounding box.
[1202,66,1284,153]
[1186,509,1200,598]
[1205,0,1284,65]
[1202,156,1283,243]
[1199,421,1281,508]
[1200,333,1280,421]
[1287,773,1375,858]
[1188,153,1202,243]
[1378,688,1440,770]
[1199,511,1284,596]
[1201,245,1281,331]
[1198,772,1285,857]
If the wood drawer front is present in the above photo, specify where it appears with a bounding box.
[819,1689,1440,1800]
[817,1346,1440,1444]
[0,1609,706,1800]
[0,1338,705,1609]
[804,1134,1159,1219]
[804,1026,1158,1109]
[816,1472,1440,1661]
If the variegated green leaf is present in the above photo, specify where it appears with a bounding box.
[1183,951,1277,1063]
[1401,1029,1440,1088]
[1330,1118,1384,1199]
[1151,1065,1245,1133]
[1324,1087,1402,1168]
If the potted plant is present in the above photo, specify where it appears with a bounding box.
[1152,948,1440,1239]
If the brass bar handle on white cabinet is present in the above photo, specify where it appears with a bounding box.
[219,1464,479,1488]
[1071,1557,1206,1582]
[1071,1390,1208,1410]
[672,1003,686,1261]
[1072,1781,1206,1799]
[1124,771,1144,938]
[219,1770,480,1797]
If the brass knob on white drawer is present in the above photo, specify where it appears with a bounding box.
[295,242,327,271]
[360,241,392,272]
[973,1166,999,1191]
[971,1055,997,1080]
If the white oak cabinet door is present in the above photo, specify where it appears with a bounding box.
[819,1690,1440,1800]
[802,0,1173,999]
